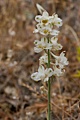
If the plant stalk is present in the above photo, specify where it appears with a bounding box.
[47,38,51,120]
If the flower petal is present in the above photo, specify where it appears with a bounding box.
[47,68,54,77]
[31,72,41,81]
[50,30,59,36]
[42,11,49,17]
[38,65,45,73]
[33,29,38,33]
[34,47,42,53]
[35,15,42,22]
[44,77,48,82]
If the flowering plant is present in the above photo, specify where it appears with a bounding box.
[31,4,68,120]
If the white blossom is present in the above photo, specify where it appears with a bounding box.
[35,11,50,24]
[33,29,38,33]
[31,65,53,82]
[52,14,62,27]
[50,30,59,36]
[35,11,62,28]
[51,37,62,51]
[39,53,48,65]
[34,23,59,36]
[34,4,62,36]
[53,66,63,76]
[34,37,52,53]
[51,51,69,68]
[31,4,68,82]
[35,11,54,26]
[35,24,52,35]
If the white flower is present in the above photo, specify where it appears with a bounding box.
[52,14,62,27]
[34,4,62,36]
[34,37,53,53]
[35,10,54,26]
[31,65,53,82]
[51,51,69,68]
[36,24,52,35]
[35,11,50,25]
[51,37,62,50]
[53,66,63,76]
[34,23,59,36]
[35,10,62,28]
[39,53,48,65]
[33,29,38,33]
[31,4,68,81]
[50,30,59,36]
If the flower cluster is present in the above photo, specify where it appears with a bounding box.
[34,11,61,36]
[31,4,68,82]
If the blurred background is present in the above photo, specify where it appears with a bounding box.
[0,0,80,120]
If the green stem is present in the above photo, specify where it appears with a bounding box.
[47,38,51,120]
